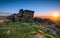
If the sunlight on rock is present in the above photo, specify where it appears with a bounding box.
[6,30,11,34]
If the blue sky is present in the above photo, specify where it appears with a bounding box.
[0,0,60,14]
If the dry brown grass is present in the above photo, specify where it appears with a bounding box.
[0,20,4,24]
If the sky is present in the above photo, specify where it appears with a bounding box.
[0,0,60,16]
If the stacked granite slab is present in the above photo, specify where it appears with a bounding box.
[17,9,34,22]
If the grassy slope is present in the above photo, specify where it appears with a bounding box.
[0,22,60,38]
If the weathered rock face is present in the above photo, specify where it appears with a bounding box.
[6,13,17,22]
[6,9,34,22]
[17,9,34,22]
[12,13,17,22]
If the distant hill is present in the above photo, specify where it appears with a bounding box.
[34,15,60,24]
[0,12,13,16]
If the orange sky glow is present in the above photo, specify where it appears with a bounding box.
[34,11,60,21]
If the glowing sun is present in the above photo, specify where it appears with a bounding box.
[50,11,60,21]
[52,13,59,18]
[53,13,59,17]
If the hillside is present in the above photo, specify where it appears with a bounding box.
[0,9,60,38]
[0,22,60,38]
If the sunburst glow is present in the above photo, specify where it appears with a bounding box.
[52,13,59,18]
[51,11,60,18]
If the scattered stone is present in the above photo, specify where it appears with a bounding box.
[31,34,42,38]
[50,30,56,35]
[32,24,36,26]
